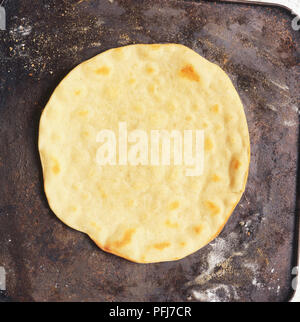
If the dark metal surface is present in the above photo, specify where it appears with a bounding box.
[0,0,299,302]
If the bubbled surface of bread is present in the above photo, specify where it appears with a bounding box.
[38,44,250,263]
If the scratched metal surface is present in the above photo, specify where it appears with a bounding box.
[0,0,299,302]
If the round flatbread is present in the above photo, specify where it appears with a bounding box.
[39,44,250,263]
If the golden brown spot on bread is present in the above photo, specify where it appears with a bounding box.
[97,185,107,199]
[205,138,213,151]
[148,84,155,94]
[192,104,199,111]
[166,104,175,112]
[109,228,136,249]
[211,104,219,113]
[232,158,241,170]
[91,221,101,230]
[205,201,220,216]
[185,115,192,121]
[150,44,161,50]
[133,105,143,113]
[95,66,110,75]
[146,66,154,74]
[70,206,77,212]
[180,242,186,247]
[78,110,88,116]
[81,131,89,138]
[126,199,134,207]
[169,201,179,210]
[225,114,233,122]
[129,78,136,84]
[52,163,60,174]
[74,90,81,95]
[179,64,200,82]
[201,121,208,129]
[114,47,123,54]
[136,48,149,58]
[165,220,179,229]
[193,225,203,234]
[212,174,221,182]
[153,242,170,250]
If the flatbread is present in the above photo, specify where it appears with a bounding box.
[38,44,250,263]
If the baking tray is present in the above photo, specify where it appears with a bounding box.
[0,0,299,302]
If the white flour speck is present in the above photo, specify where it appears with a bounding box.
[192,284,239,302]
[270,79,289,91]
[283,120,297,127]
[10,24,32,37]
[266,104,277,112]
[187,232,243,287]
[291,105,300,115]
[252,277,263,289]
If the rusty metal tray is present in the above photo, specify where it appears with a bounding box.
[0,0,299,302]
